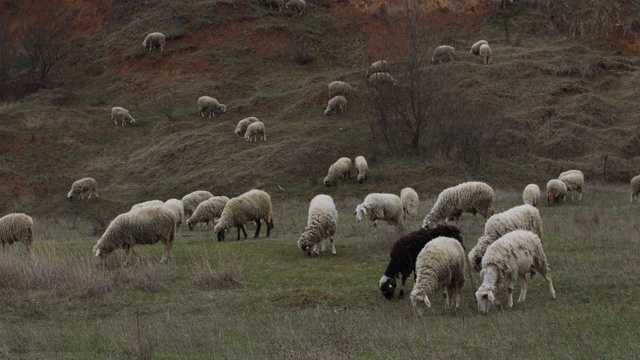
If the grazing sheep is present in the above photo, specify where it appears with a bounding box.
[479,44,492,64]
[324,95,347,116]
[431,45,455,64]
[558,169,583,178]
[422,182,495,229]
[467,204,543,272]
[379,225,462,300]
[244,121,266,142]
[355,156,368,183]
[328,81,356,99]
[93,205,176,266]
[130,200,164,212]
[475,230,556,314]
[400,187,419,220]
[546,179,567,207]
[470,40,488,55]
[142,32,165,51]
[410,236,466,316]
[0,213,34,253]
[323,157,352,187]
[366,60,389,78]
[368,72,398,87]
[297,194,338,256]
[181,190,214,218]
[67,177,98,201]
[235,117,259,137]
[164,198,185,229]
[186,196,230,231]
[522,184,540,207]
[630,175,640,203]
[197,96,227,118]
[558,171,585,201]
[111,107,136,126]
[265,0,284,12]
[213,189,274,242]
[286,0,305,15]
[354,193,404,228]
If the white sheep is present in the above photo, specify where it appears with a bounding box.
[354,193,404,228]
[558,169,583,178]
[323,157,352,187]
[0,213,34,253]
[265,0,284,12]
[400,187,419,220]
[470,40,488,55]
[213,189,274,242]
[354,156,368,183]
[286,0,305,15]
[67,177,98,201]
[475,230,556,314]
[431,45,455,64]
[630,175,640,203]
[409,236,466,316]
[244,121,266,142]
[522,184,540,207]
[164,198,185,229]
[368,72,398,87]
[328,81,356,99]
[479,43,492,65]
[181,190,214,218]
[558,171,585,201]
[467,204,543,272]
[366,60,389,78]
[546,179,567,206]
[111,107,136,126]
[142,32,165,51]
[297,194,338,256]
[93,205,176,266]
[186,196,230,231]
[235,117,259,137]
[130,200,164,212]
[324,95,347,116]
[422,181,495,229]
[197,96,227,118]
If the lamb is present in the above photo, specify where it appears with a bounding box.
[130,200,164,211]
[328,81,356,99]
[286,0,305,15]
[409,236,466,316]
[422,181,495,229]
[546,179,567,206]
[475,230,556,314]
[522,184,540,207]
[186,196,230,231]
[558,171,585,201]
[354,193,404,228]
[400,187,419,220]
[142,32,165,51]
[297,194,338,256]
[431,45,455,64]
[265,0,284,12]
[366,60,389,78]
[324,95,347,116]
[479,43,492,65]
[470,40,488,55]
[0,213,34,253]
[213,189,274,242]
[354,156,368,183]
[181,190,214,218]
[467,204,543,272]
[111,107,136,126]
[379,225,462,300]
[630,175,640,203]
[67,177,98,201]
[367,72,398,87]
[93,205,176,266]
[323,157,352,187]
[235,117,259,137]
[197,96,227,118]
[244,121,266,142]
[164,198,185,229]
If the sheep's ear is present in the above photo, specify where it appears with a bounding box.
[424,296,431,308]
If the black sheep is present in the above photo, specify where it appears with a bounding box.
[379,224,463,300]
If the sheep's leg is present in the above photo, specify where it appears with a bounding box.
[507,279,515,307]
[517,275,528,303]
[320,239,325,253]
[398,274,408,299]
[254,220,262,238]
[541,272,557,300]
[578,189,583,201]
[454,288,461,309]
[204,220,209,231]
[329,237,336,255]
[160,241,172,263]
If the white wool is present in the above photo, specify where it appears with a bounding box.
[323,157,352,187]
[546,179,567,206]
[244,121,266,142]
[354,156,368,183]
[324,95,347,116]
[522,184,540,207]
[354,193,403,228]
[470,40,488,55]
[67,177,99,200]
[422,181,494,229]
[297,194,338,256]
[431,45,455,64]
[479,44,492,65]
[366,60,389,77]
[235,117,259,137]
[142,32,165,51]
[286,0,305,15]
[197,96,227,118]
[400,187,419,220]
[0,213,34,253]
[328,81,356,99]
[111,107,136,126]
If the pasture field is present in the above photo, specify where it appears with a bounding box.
[1,184,639,359]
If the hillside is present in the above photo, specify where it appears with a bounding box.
[1,0,640,220]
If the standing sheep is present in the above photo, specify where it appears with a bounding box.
[323,157,352,187]
[366,60,389,78]
[297,194,338,256]
[142,32,165,51]
[400,187,419,220]
[244,121,266,142]
[93,205,176,266]
[475,230,556,314]
[479,44,492,64]
[235,117,259,137]
[286,0,305,15]
[410,237,466,316]
[431,45,455,64]
[213,189,274,242]
[470,40,488,55]
[354,193,404,228]
[265,0,284,12]
[354,156,368,183]
[630,175,640,203]
[164,198,185,229]
[324,95,347,116]
[368,72,398,87]
[130,200,164,212]
[546,179,567,207]
[328,81,356,99]
[467,204,543,272]
[186,196,230,231]
[379,225,462,300]
[111,107,136,126]
[558,171,585,202]
[0,213,34,253]
[181,190,214,219]
[67,177,98,201]
[422,181,495,229]
[197,96,227,118]
[559,169,583,178]
[522,184,540,207]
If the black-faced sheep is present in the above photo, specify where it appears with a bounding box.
[142,32,165,51]
[181,190,214,219]
[286,0,305,15]
[323,157,352,187]
[546,179,567,207]
[522,184,540,207]
[431,45,455,64]
[244,121,266,142]
[235,117,259,137]
[111,107,136,126]
[324,95,347,116]
[470,40,488,55]
[67,177,98,201]
[355,156,368,183]
[297,194,338,256]
[0,213,34,253]
[213,189,274,242]
[422,181,495,229]
[197,96,227,118]
[558,171,585,202]
[366,60,389,78]
[400,187,419,220]
[186,196,230,231]
[630,175,640,203]
[328,81,356,99]
[354,193,403,228]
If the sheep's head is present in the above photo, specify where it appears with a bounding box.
[422,218,437,230]
[357,174,365,183]
[323,176,335,187]
[187,218,196,231]
[93,245,108,265]
[410,289,431,317]
[67,190,74,201]
[475,286,499,315]
[297,235,314,256]
[129,118,136,125]
[354,204,366,221]
[379,275,396,300]
[218,104,227,113]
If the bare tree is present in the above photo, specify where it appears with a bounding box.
[0,20,16,100]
